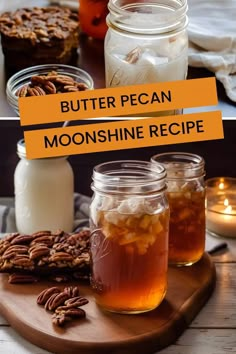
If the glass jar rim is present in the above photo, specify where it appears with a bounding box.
[107,0,188,35]
[92,160,167,195]
[151,152,205,179]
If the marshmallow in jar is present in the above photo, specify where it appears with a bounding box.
[14,139,74,234]
[105,0,188,88]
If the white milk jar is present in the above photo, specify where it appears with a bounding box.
[14,139,74,234]
[105,0,188,88]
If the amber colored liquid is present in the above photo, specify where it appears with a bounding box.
[168,190,205,266]
[79,0,109,39]
[90,211,169,313]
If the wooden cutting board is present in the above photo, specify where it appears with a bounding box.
[0,252,216,354]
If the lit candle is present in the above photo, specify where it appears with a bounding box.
[206,197,236,238]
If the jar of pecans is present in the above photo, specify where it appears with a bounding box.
[6,64,94,115]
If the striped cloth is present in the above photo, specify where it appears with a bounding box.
[0,194,226,253]
[0,193,90,234]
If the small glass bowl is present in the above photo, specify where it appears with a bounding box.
[6,64,94,116]
[206,177,236,238]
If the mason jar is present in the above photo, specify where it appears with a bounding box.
[151,152,205,266]
[90,160,169,314]
[105,0,188,88]
[14,139,74,234]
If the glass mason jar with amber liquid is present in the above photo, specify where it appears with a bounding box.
[151,153,205,266]
[90,160,169,314]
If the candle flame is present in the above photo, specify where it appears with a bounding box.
[219,182,225,190]
[225,205,232,214]
[224,199,232,214]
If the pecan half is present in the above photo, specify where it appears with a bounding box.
[33,86,46,96]
[11,234,34,245]
[34,29,48,37]
[125,47,142,64]
[15,85,28,97]
[63,85,78,92]
[5,233,20,242]
[31,76,48,85]
[27,87,41,96]
[30,235,55,247]
[29,244,50,260]
[63,308,86,318]
[37,286,60,305]
[11,255,33,267]
[76,83,88,91]
[2,245,29,260]
[49,252,73,263]
[8,273,39,284]
[45,291,69,311]
[52,312,70,326]
[0,242,10,255]
[44,292,60,311]
[64,286,80,298]
[64,296,89,308]
[43,81,57,94]
[52,308,85,327]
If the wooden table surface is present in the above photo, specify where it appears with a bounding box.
[0,233,235,354]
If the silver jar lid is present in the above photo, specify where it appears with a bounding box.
[17,139,26,159]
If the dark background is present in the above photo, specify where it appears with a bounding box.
[0,30,235,198]
[0,119,235,197]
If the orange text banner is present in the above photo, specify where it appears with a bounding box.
[24,111,223,159]
[19,78,218,126]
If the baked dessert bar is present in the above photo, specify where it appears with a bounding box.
[0,7,79,71]
[0,230,90,279]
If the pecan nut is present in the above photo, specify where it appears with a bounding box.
[11,234,34,245]
[43,81,57,94]
[32,230,52,238]
[52,308,85,327]
[63,308,86,318]
[8,273,39,284]
[32,86,46,96]
[29,244,50,260]
[64,286,80,298]
[76,83,88,91]
[64,296,89,308]
[30,235,55,247]
[11,255,34,267]
[5,233,20,242]
[52,313,70,326]
[45,291,69,311]
[44,292,60,311]
[63,85,78,92]
[49,252,73,263]
[125,47,142,64]
[15,85,28,97]
[37,287,60,305]
[2,245,29,260]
